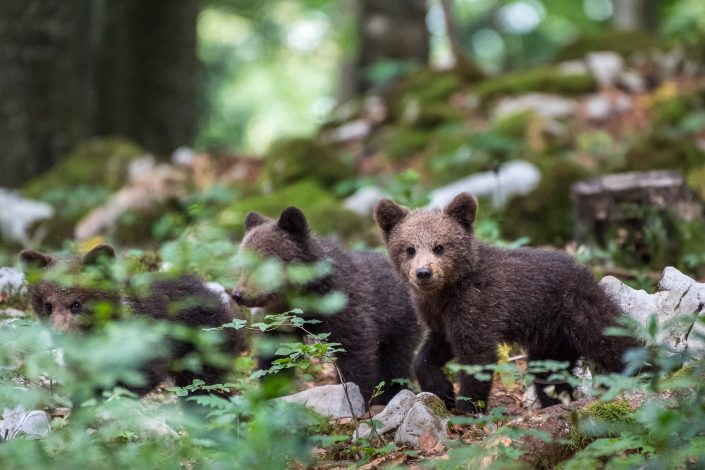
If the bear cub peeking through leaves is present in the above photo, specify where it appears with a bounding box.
[374,192,642,411]
[20,244,244,397]
[232,207,421,405]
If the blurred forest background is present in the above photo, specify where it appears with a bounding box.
[3,0,705,284]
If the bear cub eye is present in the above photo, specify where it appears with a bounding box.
[433,245,445,255]
[406,246,416,257]
[44,303,53,315]
[69,302,82,314]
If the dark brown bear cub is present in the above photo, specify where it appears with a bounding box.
[232,207,421,405]
[20,244,244,397]
[374,192,641,411]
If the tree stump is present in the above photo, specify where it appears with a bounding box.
[570,171,703,268]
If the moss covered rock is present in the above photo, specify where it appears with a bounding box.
[263,137,356,189]
[474,66,597,104]
[217,180,372,242]
[501,158,592,246]
[371,125,433,162]
[21,138,146,246]
[623,131,705,173]
[24,137,146,198]
[392,68,467,128]
[688,165,705,199]
[557,30,667,61]
[570,400,636,449]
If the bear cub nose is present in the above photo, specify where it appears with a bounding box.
[231,291,243,304]
[416,267,432,280]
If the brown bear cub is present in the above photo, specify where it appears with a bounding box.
[374,192,642,411]
[20,244,244,397]
[232,207,421,405]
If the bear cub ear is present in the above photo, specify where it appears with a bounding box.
[374,199,409,241]
[83,244,117,266]
[245,212,268,232]
[19,250,53,269]
[444,192,478,230]
[278,207,309,237]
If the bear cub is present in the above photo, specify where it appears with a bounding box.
[232,207,421,405]
[374,192,642,411]
[20,244,244,397]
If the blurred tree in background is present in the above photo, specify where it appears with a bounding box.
[0,0,199,188]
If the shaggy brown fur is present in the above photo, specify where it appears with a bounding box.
[20,245,244,397]
[233,207,421,405]
[374,192,642,410]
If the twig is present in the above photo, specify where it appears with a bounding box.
[297,324,361,430]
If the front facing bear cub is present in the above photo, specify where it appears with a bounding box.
[232,207,421,405]
[20,244,244,397]
[375,192,641,411]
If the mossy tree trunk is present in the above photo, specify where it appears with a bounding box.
[0,0,90,188]
[346,0,429,97]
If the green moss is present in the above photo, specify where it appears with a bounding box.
[501,158,592,246]
[20,138,146,246]
[570,400,635,449]
[400,101,463,128]
[420,393,451,418]
[492,111,534,139]
[24,137,145,198]
[392,68,466,128]
[622,131,705,173]
[217,180,371,241]
[653,96,691,126]
[557,30,667,61]
[113,200,185,246]
[396,68,463,109]
[263,137,356,189]
[371,125,432,162]
[474,66,597,104]
[687,165,705,199]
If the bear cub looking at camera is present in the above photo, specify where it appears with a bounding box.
[374,192,642,411]
[20,244,244,397]
[232,207,421,405]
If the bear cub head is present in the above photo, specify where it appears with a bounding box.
[374,192,479,293]
[19,244,120,331]
[233,206,319,309]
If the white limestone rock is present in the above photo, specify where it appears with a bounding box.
[354,389,416,439]
[278,383,365,418]
[343,186,389,215]
[427,161,541,209]
[205,281,232,308]
[0,406,51,440]
[586,51,624,88]
[394,392,450,448]
[0,189,54,245]
[600,267,705,358]
[494,93,578,120]
[0,268,25,296]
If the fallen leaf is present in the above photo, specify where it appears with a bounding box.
[418,431,439,453]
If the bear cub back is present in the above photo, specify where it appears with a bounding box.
[233,207,421,405]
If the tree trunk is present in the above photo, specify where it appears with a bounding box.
[352,0,429,94]
[613,0,656,31]
[0,0,199,188]
[0,0,89,188]
[96,0,200,156]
